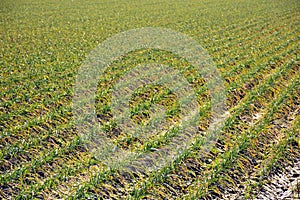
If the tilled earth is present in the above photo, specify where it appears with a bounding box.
[222,143,300,200]
[254,149,300,199]
[1,0,299,199]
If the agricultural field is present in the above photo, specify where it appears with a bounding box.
[1,0,299,199]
